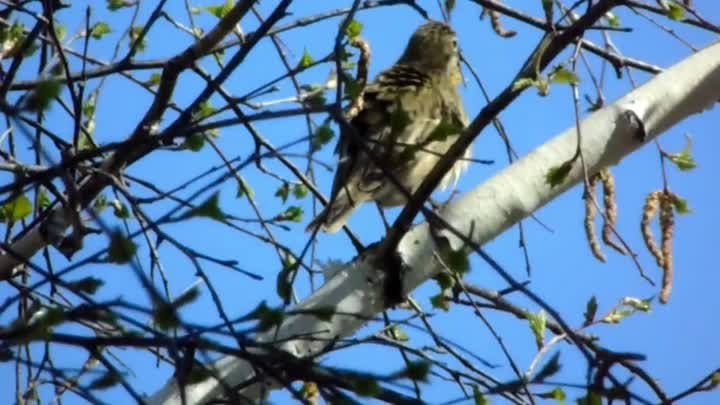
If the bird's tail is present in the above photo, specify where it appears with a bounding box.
[305,195,361,234]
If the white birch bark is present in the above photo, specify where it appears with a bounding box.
[147,41,720,405]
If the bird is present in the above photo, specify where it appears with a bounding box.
[306,21,471,234]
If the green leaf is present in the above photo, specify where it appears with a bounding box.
[670,137,697,171]
[545,160,574,188]
[602,308,631,324]
[206,0,233,18]
[345,19,363,39]
[666,1,684,21]
[187,192,226,221]
[129,26,147,52]
[3,194,32,222]
[429,120,463,142]
[90,22,111,39]
[276,206,303,223]
[583,296,598,326]
[24,80,61,111]
[37,189,51,209]
[353,378,380,397]
[433,272,455,291]
[298,48,314,69]
[622,296,652,312]
[89,371,121,390]
[473,385,488,405]
[605,12,620,28]
[185,133,206,151]
[292,184,308,199]
[430,293,450,312]
[78,132,96,151]
[442,248,470,275]
[550,66,580,85]
[94,194,108,213]
[312,125,335,151]
[533,352,561,382]
[68,277,105,295]
[108,231,137,264]
[670,152,697,171]
[147,73,162,87]
[343,73,361,101]
[528,309,546,349]
[112,199,131,219]
[539,387,566,404]
[275,182,290,203]
[194,101,216,120]
[83,94,96,117]
[54,24,67,41]
[0,21,24,43]
[236,178,254,199]
[107,0,131,11]
[577,391,602,405]
[404,361,431,381]
[303,88,327,108]
[385,325,409,342]
[672,195,691,215]
[276,264,293,303]
[710,371,720,388]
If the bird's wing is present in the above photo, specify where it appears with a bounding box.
[330,64,432,199]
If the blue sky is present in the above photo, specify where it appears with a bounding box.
[1,1,718,404]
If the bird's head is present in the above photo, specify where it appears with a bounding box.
[398,21,459,73]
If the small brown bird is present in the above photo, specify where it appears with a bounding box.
[306,21,471,233]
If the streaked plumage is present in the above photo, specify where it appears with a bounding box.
[307,21,471,233]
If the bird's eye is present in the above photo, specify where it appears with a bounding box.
[452,39,457,47]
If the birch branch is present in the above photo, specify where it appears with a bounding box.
[148,40,720,405]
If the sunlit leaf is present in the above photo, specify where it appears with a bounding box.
[345,19,363,39]
[3,194,32,222]
[473,385,488,405]
[528,309,547,349]
[550,66,580,85]
[666,1,684,21]
[90,22,111,39]
[107,0,132,11]
[298,48,314,69]
[292,184,308,199]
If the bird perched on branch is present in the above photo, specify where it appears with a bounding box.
[306,21,471,233]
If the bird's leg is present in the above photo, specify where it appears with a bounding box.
[375,202,391,231]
